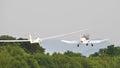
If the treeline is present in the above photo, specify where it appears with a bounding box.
[0,35,120,68]
[0,35,45,54]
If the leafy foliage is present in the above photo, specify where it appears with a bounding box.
[0,35,45,54]
[90,45,120,57]
[0,35,120,68]
[0,35,16,40]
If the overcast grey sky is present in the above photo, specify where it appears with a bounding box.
[0,0,120,44]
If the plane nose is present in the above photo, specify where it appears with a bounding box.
[80,41,83,43]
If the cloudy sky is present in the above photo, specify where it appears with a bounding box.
[0,0,120,44]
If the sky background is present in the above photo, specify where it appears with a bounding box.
[0,0,120,45]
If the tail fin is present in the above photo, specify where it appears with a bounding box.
[29,34,33,43]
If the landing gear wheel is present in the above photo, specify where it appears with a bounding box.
[91,43,93,46]
[86,43,88,46]
[77,44,79,47]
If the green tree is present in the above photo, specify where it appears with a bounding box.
[0,35,16,40]
[90,45,120,57]
[64,50,83,57]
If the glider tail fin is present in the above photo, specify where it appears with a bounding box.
[29,34,33,43]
